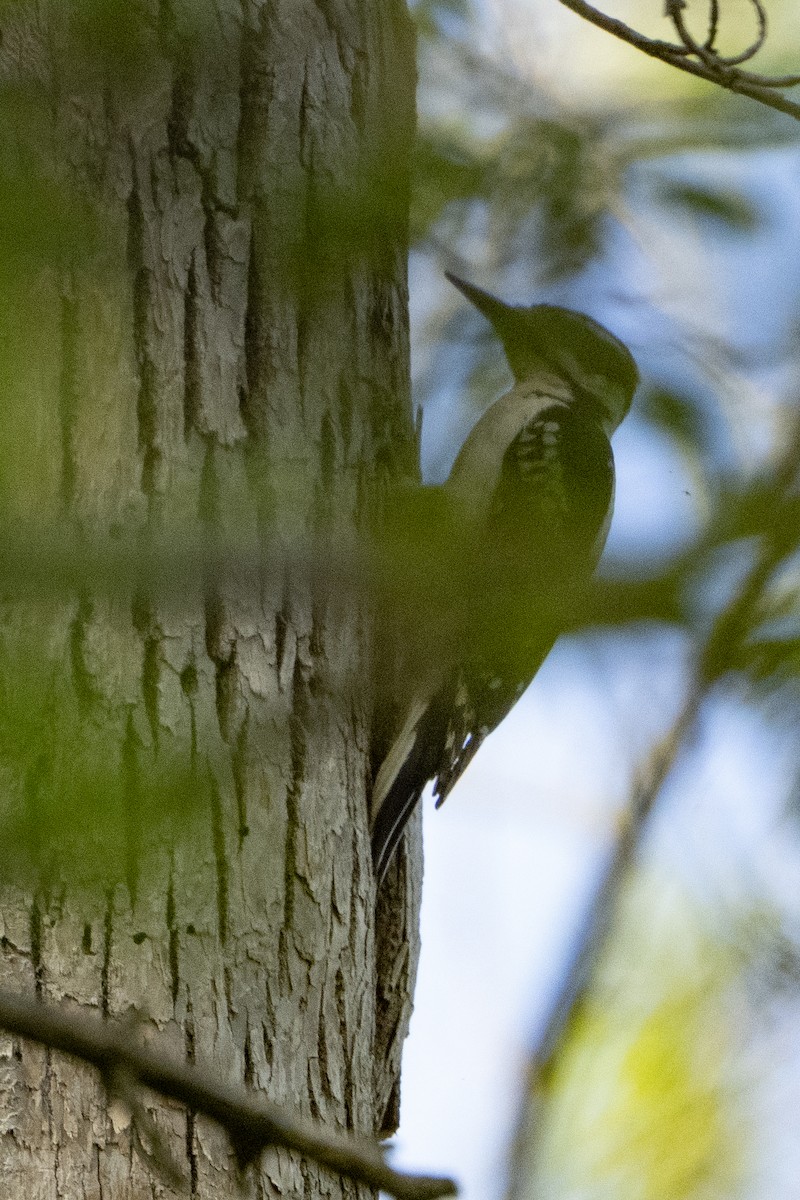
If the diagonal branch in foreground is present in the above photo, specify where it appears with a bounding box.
[0,989,457,1200]
[526,688,701,1083]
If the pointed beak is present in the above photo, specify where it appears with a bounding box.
[445,272,517,329]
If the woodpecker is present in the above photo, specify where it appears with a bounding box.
[371,272,639,884]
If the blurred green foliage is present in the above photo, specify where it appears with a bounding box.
[409,0,800,694]
[0,14,796,1177]
[652,179,762,232]
[406,2,800,1194]
[515,883,750,1200]
[0,0,796,874]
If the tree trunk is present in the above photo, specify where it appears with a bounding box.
[0,1,419,1195]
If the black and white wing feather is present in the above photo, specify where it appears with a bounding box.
[370,392,615,883]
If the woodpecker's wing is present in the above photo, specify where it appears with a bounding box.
[370,392,615,883]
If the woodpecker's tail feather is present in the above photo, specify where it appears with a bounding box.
[370,692,443,885]
[371,667,535,881]
[371,777,427,885]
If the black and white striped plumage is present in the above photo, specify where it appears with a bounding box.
[370,274,638,884]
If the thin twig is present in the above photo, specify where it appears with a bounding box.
[554,0,800,120]
[0,989,457,1200]
[704,0,719,54]
[666,0,767,69]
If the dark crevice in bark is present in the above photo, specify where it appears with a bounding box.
[166,864,180,1006]
[186,1110,199,1198]
[284,657,308,930]
[178,662,199,763]
[182,995,199,1195]
[373,834,415,1135]
[319,411,337,497]
[335,964,354,1129]
[349,52,368,134]
[82,923,92,954]
[58,291,78,513]
[204,591,238,744]
[100,888,113,1015]
[30,894,44,996]
[338,377,353,461]
[232,712,250,844]
[242,1023,253,1087]
[183,254,200,439]
[168,53,229,305]
[166,61,194,162]
[93,1143,103,1199]
[314,984,335,1118]
[308,1057,322,1121]
[184,996,199,1192]
[350,822,363,909]
[309,600,324,664]
[236,1,269,432]
[275,597,290,684]
[241,220,278,529]
[202,203,224,305]
[70,594,96,705]
[209,771,229,945]
[132,595,161,758]
[180,661,199,763]
[241,223,265,436]
[215,652,238,745]
[241,230,261,425]
[126,156,158,500]
[122,711,141,906]
[369,283,396,354]
[140,634,161,753]
[200,446,239,742]
[223,966,234,1028]
[261,1017,274,1079]
[235,3,269,209]
[42,1044,53,1134]
[185,996,196,1061]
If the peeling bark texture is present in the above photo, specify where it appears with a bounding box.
[0,1,420,1195]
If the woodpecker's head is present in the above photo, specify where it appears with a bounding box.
[446,272,638,434]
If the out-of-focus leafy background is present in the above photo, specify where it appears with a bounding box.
[397,2,800,1199]
[1,0,800,1195]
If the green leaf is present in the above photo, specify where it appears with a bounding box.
[655,181,761,231]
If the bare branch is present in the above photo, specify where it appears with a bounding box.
[0,990,457,1200]
[524,688,701,1087]
[704,0,719,54]
[666,0,767,69]
[554,0,800,119]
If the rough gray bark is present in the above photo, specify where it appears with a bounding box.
[0,1,420,1195]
